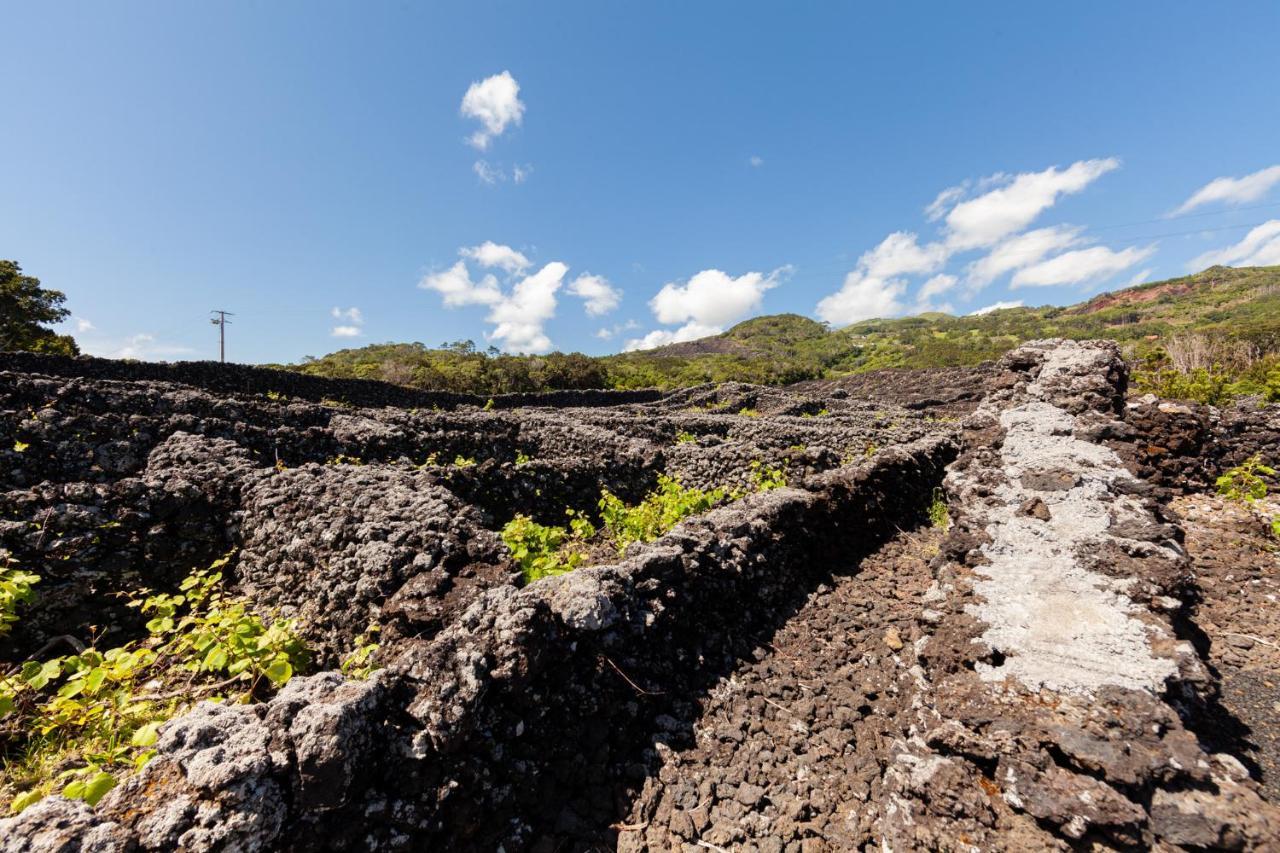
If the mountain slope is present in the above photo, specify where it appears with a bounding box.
[289,265,1280,393]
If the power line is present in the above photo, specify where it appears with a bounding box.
[1085,200,1280,233]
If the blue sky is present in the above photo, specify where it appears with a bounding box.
[3,2,1280,363]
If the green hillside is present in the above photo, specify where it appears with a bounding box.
[287,265,1280,401]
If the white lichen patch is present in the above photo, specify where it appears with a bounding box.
[965,399,1178,695]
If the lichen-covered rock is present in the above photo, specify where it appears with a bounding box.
[0,797,132,853]
[0,673,392,853]
[235,465,511,660]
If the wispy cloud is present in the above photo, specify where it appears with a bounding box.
[595,319,639,340]
[330,306,364,338]
[472,160,532,186]
[965,225,1086,290]
[969,300,1024,315]
[80,333,196,361]
[941,159,1119,251]
[1011,245,1156,288]
[473,160,502,185]
[814,157,1146,324]
[1173,165,1280,215]
[1188,220,1280,269]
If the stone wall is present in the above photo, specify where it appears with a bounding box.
[0,351,664,409]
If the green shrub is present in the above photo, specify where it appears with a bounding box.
[1216,454,1274,504]
[0,565,39,638]
[1,555,308,813]
[675,431,697,444]
[1131,366,1249,407]
[500,512,596,583]
[927,487,951,530]
[340,625,381,679]
[599,475,731,553]
[325,454,363,466]
[749,460,787,492]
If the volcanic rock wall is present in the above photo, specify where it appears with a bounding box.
[0,351,664,410]
[1,436,956,851]
[2,342,1279,851]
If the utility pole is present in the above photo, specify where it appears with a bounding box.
[210,310,233,363]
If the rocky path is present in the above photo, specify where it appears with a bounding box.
[621,527,942,852]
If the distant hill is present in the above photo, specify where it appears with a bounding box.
[287,265,1280,395]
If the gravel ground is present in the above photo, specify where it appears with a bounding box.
[620,526,945,851]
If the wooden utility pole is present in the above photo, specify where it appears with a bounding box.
[210,310,233,363]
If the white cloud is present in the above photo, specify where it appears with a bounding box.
[98,333,196,361]
[968,300,1024,315]
[595,319,639,340]
[74,317,94,332]
[487,262,567,353]
[651,268,782,328]
[1188,219,1280,269]
[815,272,906,325]
[815,231,942,325]
[944,158,1120,250]
[418,260,502,307]
[626,267,787,351]
[623,322,723,352]
[460,241,531,274]
[330,306,364,338]
[919,273,957,301]
[925,185,966,222]
[472,160,533,186]
[913,274,957,314]
[567,273,621,316]
[749,155,764,168]
[419,252,571,354]
[1174,165,1280,215]
[965,225,1086,289]
[857,231,948,279]
[1011,244,1156,288]
[1122,268,1153,288]
[473,160,502,185]
[460,70,525,150]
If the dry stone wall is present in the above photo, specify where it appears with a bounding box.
[2,343,1279,851]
